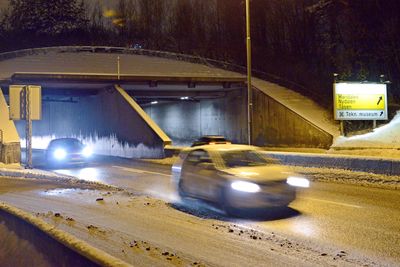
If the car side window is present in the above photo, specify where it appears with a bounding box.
[186,150,212,166]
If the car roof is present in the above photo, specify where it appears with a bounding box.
[50,138,80,142]
[198,135,226,139]
[184,144,259,152]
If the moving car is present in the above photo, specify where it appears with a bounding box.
[172,144,309,214]
[45,138,92,167]
[191,135,231,147]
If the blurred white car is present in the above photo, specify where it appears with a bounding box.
[172,144,309,214]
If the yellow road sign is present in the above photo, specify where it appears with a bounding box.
[336,94,385,110]
[333,83,387,120]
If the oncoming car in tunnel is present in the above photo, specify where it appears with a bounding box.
[45,138,92,167]
[172,144,309,215]
[191,135,231,147]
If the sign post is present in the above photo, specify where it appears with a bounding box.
[9,85,41,169]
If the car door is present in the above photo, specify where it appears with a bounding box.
[195,153,220,201]
[180,149,205,196]
[181,149,219,200]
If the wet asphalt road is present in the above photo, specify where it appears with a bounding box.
[25,151,400,264]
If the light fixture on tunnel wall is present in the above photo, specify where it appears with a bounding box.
[151,101,158,105]
[180,96,189,100]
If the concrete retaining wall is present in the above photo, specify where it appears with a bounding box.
[252,88,333,148]
[265,152,400,176]
[144,89,247,146]
[16,86,170,158]
[0,209,99,267]
[0,142,20,164]
[0,88,20,164]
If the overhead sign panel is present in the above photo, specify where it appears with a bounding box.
[333,83,387,120]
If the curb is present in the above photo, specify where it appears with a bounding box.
[0,202,132,267]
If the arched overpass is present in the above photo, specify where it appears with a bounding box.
[0,46,338,163]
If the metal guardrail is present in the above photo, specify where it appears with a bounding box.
[0,46,328,106]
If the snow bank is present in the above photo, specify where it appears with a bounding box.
[0,167,120,191]
[332,111,400,148]
[0,168,75,180]
[0,163,21,169]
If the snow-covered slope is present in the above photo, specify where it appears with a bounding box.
[252,78,340,137]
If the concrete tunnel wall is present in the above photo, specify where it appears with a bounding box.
[0,88,20,164]
[15,86,169,158]
[143,89,248,146]
[252,88,333,148]
[144,87,333,149]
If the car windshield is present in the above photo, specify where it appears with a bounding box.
[50,139,83,149]
[199,136,226,142]
[220,150,278,168]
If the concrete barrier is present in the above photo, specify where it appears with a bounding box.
[264,151,400,176]
[0,88,21,164]
[0,142,21,164]
[151,146,400,176]
[0,202,131,267]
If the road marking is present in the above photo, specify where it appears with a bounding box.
[112,166,171,177]
[300,197,362,208]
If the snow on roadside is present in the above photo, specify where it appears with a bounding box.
[143,156,178,166]
[0,163,21,169]
[0,167,119,191]
[290,166,400,190]
[332,111,400,149]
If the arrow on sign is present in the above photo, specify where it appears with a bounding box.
[377,96,383,105]
[380,111,384,116]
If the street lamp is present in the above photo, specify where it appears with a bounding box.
[245,0,252,145]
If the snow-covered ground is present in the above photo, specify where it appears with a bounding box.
[332,112,400,149]
[327,111,400,158]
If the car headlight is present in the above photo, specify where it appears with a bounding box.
[287,177,310,188]
[82,147,92,158]
[231,181,260,193]
[54,148,67,160]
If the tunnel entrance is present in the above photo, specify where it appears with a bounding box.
[1,72,246,160]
